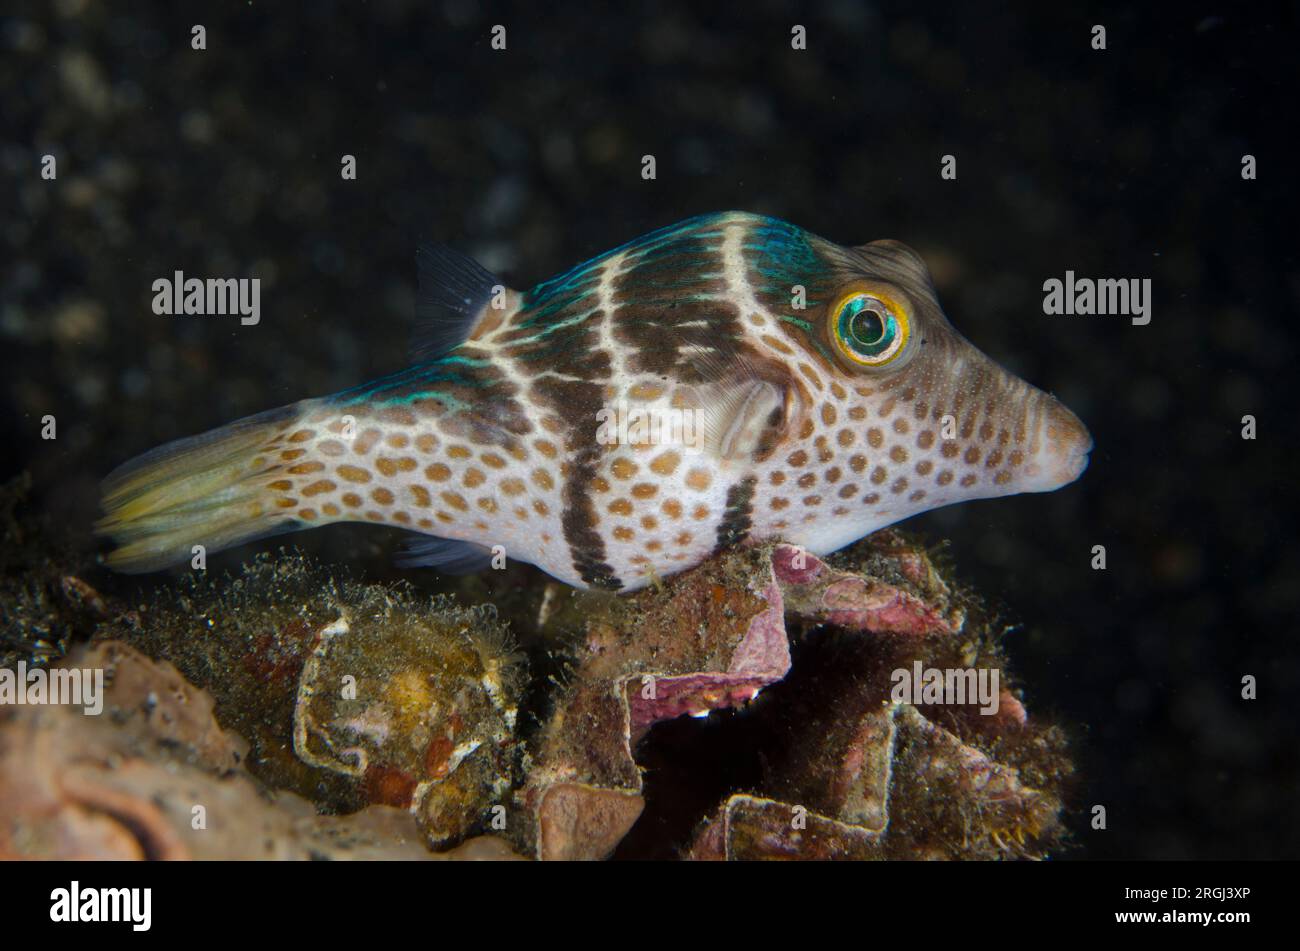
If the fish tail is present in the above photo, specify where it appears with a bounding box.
[97,403,307,573]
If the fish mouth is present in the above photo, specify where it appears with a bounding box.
[1038,401,1093,489]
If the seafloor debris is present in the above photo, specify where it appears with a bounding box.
[92,554,526,849]
[0,475,108,669]
[0,640,522,859]
[510,533,1072,860]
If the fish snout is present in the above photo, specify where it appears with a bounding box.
[1026,397,1092,491]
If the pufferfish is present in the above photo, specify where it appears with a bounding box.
[99,212,1091,591]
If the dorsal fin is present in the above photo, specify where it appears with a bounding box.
[409,242,504,363]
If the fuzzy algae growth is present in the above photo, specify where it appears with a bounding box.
[93,553,526,849]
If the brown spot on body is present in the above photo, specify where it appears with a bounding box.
[761,334,794,355]
[372,488,394,505]
[338,465,372,484]
[353,430,381,454]
[686,469,712,491]
[302,479,337,497]
[649,451,681,476]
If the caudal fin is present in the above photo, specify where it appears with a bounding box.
[97,404,306,573]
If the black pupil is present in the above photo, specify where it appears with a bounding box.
[851,309,885,344]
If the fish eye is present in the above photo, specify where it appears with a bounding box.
[829,287,911,368]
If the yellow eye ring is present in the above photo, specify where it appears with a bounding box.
[829,287,911,368]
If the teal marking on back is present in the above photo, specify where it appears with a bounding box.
[329,358,488,409]
[743,216,836,309]
[519,212,732,326]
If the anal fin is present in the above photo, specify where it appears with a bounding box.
[396,534,496,574]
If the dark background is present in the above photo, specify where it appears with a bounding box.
[2,0,1296,859]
